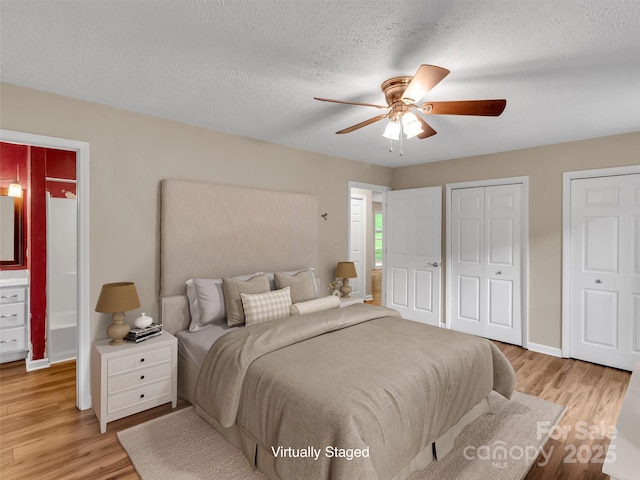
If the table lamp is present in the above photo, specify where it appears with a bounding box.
[335,262,357,298]
[95,282,141,345]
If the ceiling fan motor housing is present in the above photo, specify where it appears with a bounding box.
[382,76,417,122]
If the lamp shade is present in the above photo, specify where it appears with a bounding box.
[95,282,141,313]
[335,261,357,279]
[382,121,401,140]
[8,183,22,198]
[402,112,424,139]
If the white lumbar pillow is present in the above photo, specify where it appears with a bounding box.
[290,295,340,316]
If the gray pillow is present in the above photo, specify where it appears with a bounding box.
[186,272,261,331]
[222,273,270,326]
[274,269,317,304]
[186,278,225,332]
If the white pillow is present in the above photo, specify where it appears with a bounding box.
[241,287,292,326]
[186,272,262,332]
[290,295,340,316]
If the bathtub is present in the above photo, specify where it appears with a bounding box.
[48,310,76,364]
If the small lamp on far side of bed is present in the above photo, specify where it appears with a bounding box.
[95,282,141,346]
[335,262,357,298]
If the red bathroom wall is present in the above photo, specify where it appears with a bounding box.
[28,148,47,360]
[45,148,76,198]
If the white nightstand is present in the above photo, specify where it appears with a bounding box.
[91,330,177,433]
[339,297,364,307]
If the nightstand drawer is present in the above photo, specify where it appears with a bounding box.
[0,288,26,304]
[0,303,26,328]
[108,345,171,375]
[0,327,26,354]
[108,361,172,393]
[107,377,172,414]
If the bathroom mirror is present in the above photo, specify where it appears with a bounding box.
[0,193,24,266]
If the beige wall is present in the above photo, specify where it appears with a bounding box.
[0,83,392,345]
[2,81,638,352]
[391,131,640,349]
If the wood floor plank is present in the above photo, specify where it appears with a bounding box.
[0,336,631,479]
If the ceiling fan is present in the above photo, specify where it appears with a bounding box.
[314,64,506,150]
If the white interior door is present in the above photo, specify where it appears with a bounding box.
[450,183,523,345]
[449,187,485,337]
[385,187,441,326]
[569,174,640,370]
[349,194,366,299]
[484,185,523,344]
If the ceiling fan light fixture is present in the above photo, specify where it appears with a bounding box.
[402,112,423,139]
[382,121,401,140]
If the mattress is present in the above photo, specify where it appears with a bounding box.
[175,319,240,368]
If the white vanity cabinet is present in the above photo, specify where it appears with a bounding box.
[0,272,30,364]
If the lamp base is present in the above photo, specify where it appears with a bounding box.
[107,312,130,346]
[340,278,353,298]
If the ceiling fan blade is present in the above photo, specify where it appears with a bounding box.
[314,97,388,109]
[401,65,450,104]
[416,115,437,139]
[422,99,507,116]
[336,114,388,134]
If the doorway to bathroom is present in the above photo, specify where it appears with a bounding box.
[0,130,90,410]
[1,142,78,364]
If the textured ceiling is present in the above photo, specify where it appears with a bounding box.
[1,0,639,167]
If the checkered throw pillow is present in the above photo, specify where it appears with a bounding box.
[241,287,292,325]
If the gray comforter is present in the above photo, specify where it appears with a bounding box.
[194,304,516,480]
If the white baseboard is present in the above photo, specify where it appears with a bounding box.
[26,358,51,371]
[527,342,562,358]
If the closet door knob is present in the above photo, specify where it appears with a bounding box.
[496,271,502,275]
[595,279,603,284]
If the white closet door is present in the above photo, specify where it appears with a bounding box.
[570,174,640,370]
[450,187,485,337]
[484,185,522,344]
[450,184,523,344]
[385,187,442,326]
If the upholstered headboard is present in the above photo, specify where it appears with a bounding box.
[159,180,318,333]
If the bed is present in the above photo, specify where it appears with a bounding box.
[159,179,516,480]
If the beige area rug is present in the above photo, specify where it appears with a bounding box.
[118,391,565,480]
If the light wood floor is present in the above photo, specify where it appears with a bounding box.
[364,268,382,306]
[0,349,629,479]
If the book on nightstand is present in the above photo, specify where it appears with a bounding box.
[126,323,163,343]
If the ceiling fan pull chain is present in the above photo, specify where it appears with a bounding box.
[400,123,404,156]
[388,136,394,152]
